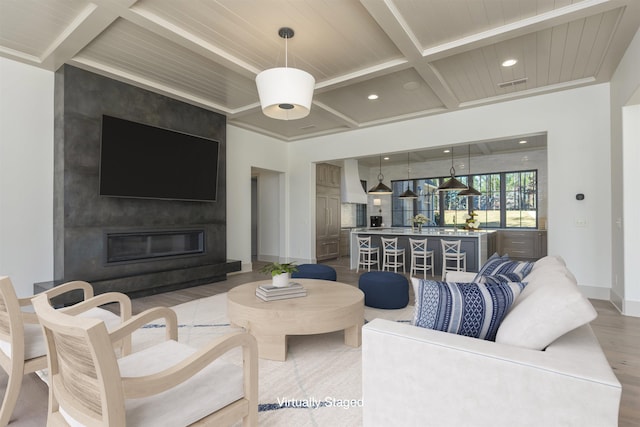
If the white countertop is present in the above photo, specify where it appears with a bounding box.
[350,227,497,237]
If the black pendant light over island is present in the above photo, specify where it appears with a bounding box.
[458,145,482,196]
[368,155,393,194]
[399,152,418,199]
[437,147,467,191]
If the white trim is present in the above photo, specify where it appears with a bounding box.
[578,285,610,300]
[610,288,624,313]
[623,299,640,318]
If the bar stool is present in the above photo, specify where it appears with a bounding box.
[409,238,434,278]
[381,237,406,273]
[441,239,466,280]
[356,236,379,272]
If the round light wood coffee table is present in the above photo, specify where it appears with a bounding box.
[227,279,364,361]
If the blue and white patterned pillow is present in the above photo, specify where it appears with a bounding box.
[412,279,526,341]
[474,253,534,283]
[482,273,524,285]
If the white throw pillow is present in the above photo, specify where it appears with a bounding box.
[495,276,597,350]
[530,255,566,272]
[509,267,575,311]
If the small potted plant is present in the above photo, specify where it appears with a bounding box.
[259,262,299,288]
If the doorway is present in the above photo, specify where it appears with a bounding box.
[251,168,285,263]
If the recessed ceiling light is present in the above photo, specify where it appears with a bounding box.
[383,156,390,160]
[519,140,528,144]
[403,81,420,91]
[502,58,518,67]
[443,149,450,153]
[368,94,379,100]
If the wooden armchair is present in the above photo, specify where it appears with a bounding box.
[32,291,259,426]
[0,276,131,426]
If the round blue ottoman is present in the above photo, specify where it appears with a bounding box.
[291,263,337,281]
[358,271,409,309]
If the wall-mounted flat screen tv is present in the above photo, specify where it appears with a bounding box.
[99,115,219,202]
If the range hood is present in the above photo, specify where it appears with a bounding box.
[341,159,368,204]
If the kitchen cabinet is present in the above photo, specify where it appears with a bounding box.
[497,230,547,260]
[316,163,341,188]
[316,163,341,260]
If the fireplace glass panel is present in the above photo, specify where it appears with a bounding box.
[106,230,204,263]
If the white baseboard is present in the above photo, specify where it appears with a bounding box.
[610,289,624,313]
[623,299,640,318]
[587,287,640,318]
[578,285,610,300]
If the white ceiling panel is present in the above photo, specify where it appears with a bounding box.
[0,0,87,57]
[76,18,258,110]
[397,0,567,49]
[315,68,444,123]
[134,0,403,81]
[431,7,624,103]
[237,105,352,139]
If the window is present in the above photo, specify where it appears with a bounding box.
[441,177,468,227]
[392,178,440,226]
[469,173,501,228]
[392,170,537,229]
[504,171,537,227]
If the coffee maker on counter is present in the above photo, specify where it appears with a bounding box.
[370,215,382,228]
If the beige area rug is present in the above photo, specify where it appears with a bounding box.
[132,293,413,427]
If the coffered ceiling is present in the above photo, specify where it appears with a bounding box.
[1,0,639,142]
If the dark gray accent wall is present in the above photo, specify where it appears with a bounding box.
[52,65,237,297]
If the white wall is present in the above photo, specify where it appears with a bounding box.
[226,126,288,272]
[622,103,640,308]
[0,58,54,296]
[279,84,612,297]
[610,28,640,316]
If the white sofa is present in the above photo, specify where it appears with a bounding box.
[362,256,622,427]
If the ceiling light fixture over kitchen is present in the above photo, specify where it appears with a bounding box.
[399,153,418,199]
[458,145,481,196]
[437,147,467,191]
[368,155,393,194]
[255,27,315,120]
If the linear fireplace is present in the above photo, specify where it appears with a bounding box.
[105,230,205,264]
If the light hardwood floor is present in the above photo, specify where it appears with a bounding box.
[2,257,639,426]
[589,298,640,427]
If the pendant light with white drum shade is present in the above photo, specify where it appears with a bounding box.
[255,27,315,120]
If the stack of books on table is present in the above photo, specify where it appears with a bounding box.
[256,282,307,301]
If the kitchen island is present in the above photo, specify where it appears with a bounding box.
[350,228,497,276]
